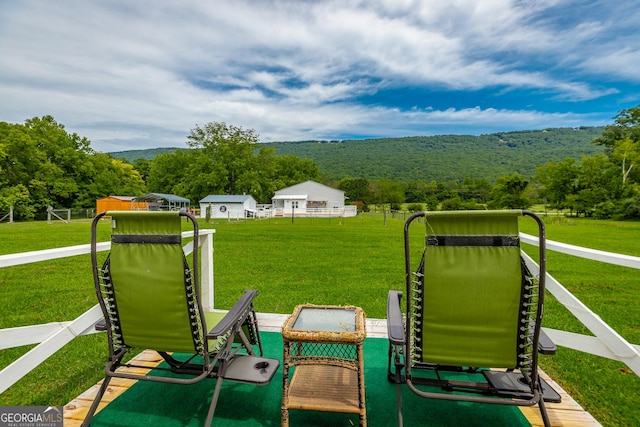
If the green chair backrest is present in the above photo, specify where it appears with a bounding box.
[107,211,203,354]
[415,210,525,368]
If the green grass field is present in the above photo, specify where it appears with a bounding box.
[0,213,638,426]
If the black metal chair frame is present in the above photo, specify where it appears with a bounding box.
[387,210,559,427]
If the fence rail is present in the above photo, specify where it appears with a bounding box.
[0,206,13,223]
[520,232,640,375]
[267,206,358,218]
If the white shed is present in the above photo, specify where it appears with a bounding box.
[199,195,257,219]
[272,180,355,217]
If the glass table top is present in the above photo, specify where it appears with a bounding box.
[292,307,356,332]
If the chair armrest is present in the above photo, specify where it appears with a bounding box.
[387,290,405,345]
[538,328,557,355]
[207,289,259,338]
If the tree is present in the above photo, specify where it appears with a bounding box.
[578,154,622,200]
[186,122,259,196]
[621,194,640,219]
[0,184,33,219]
[460,177,492,204]
[148,121,320,204]
[594,105,640,187]
[488,173,531,209]
[274,154,320,191]
[147,150,201,196]
[0,117,87,216]
[339,178,371,205]
[404,180,442,204]
[611,137,640,186]
[594,105,640,152]
[0,117,149,219]
[368,179,405,209]
[76,154,146,208]
[132,158,151,182]
[535,159,579,210]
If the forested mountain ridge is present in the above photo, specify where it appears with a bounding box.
[108,147,179,161]
[265,127,605,182]
[110,127,605,183]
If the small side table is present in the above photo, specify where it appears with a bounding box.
[281,304,367,426]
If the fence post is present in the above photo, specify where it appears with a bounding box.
[0,206,13,223]
[199,230,215,311]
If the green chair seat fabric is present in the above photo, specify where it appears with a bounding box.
[108,211,202,354]
[420,210,523,368]
[203,311,230,352]
[421,245,522,368]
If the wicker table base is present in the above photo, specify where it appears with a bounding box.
[281,304,367,426]
[287,365,361,413]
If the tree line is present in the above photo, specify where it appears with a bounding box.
[0,116,146,220]
[1,106,638,221]
[0,118,320,220]
[534,106,640,219]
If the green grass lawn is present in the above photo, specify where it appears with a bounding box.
[0,213,638,426]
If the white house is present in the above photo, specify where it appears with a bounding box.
[271,180,356,217]
[199,195,257,219]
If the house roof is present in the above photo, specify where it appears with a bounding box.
[271,195,308,200]
[134,193,190,203]
[273,180,344,199]
[98,196,137,202]
[199,195,255,203]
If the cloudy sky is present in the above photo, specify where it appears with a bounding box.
[1,0,639,153]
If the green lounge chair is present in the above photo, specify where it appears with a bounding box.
[387,210,559,427]
[83,211,278,426]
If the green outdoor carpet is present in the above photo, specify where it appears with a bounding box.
[91,332,531,426]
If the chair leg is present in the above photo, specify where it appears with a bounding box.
[387,343,394,382]
[81,376,112,427]
[395,381,404,427]
[538,385,552,427]
[204,376,225,426]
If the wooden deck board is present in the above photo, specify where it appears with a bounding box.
[63,350,161,426]
[520,370,601,427]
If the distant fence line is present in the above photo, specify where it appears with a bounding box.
[266,206,358,218]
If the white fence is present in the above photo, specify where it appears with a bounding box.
[0,206,13,223]
[0,228,639,397]
[266,206,358,218]
[520,233,640,375]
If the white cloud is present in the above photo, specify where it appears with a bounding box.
[0,0,637,152]
[582,47,640,82]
